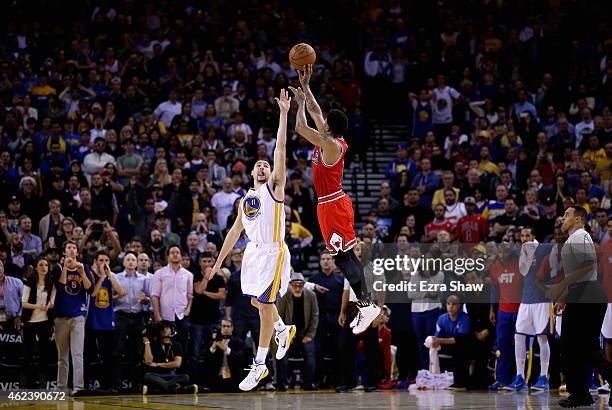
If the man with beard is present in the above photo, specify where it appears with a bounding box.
[443,189,467,228]
[6,196,23,234]
[83,137,116,183]
[148,229,166,264]
[424,204,453,243]
[9,233,33,276]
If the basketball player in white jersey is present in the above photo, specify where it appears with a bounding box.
[209,89,296,391]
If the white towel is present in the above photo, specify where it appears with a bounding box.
[549,244,559,278]
[408,369,455,390]
[519,239,539,277]
[424,336,441,374]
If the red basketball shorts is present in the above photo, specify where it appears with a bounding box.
[317,193,357,255]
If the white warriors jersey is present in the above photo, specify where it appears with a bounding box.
[241,181,285,245]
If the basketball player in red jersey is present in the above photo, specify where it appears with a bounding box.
[289,65,380,335]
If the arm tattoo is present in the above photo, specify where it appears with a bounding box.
[306,100,320,114]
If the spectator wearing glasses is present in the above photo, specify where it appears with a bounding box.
[205,317,248,392]
[275,272,319,391]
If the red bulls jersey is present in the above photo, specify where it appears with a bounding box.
[312,137,357,254]
[456,214,488,244]
[312,137,348,201]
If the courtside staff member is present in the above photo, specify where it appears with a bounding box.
[546,206,612,408]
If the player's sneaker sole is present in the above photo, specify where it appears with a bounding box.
[352,304,381,335]
[275,325,297,360]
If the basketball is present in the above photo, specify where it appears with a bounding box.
[289,43,316,69]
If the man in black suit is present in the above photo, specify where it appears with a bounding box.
[204,317,248,392]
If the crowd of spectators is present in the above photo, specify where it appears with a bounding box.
[0,0,610,396]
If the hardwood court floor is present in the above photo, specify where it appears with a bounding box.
[3,389,610,410]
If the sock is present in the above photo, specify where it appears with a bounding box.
[537,335,550,377]
[515,334,526,378]
[255,346,268,364]
[274,318,285,333]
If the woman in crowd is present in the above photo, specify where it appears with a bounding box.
[21,257,56,388]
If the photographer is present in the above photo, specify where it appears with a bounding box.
[80,221,120,268]
[192,212,223,251]
[205,317,247,392]
[142,321,195,394]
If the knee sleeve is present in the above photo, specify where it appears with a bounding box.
[334,249,368,299]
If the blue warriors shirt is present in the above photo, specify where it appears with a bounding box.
[412,101,433,138]
[87,276,115,330]
[53,265,94,317]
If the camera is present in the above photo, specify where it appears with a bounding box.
[211,326,224,342]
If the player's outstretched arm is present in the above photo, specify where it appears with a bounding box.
[208,204,244,279]
[289,86,339,155]
[270,89,290,198]
[298,64,326,132]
